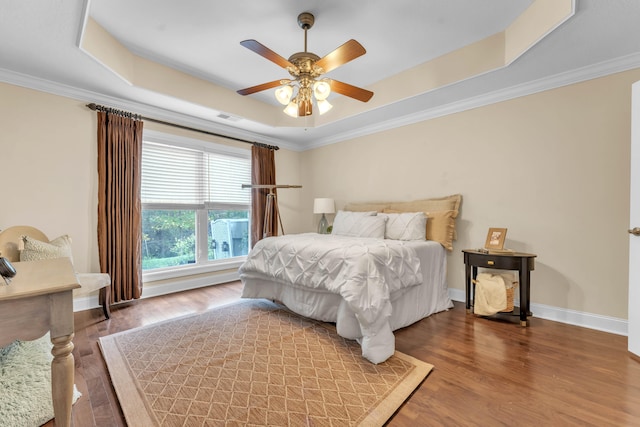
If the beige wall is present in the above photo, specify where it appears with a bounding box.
[0,82,303,298]
[2,67,638,319]
[298,69,640,319]
[1,83,100,274]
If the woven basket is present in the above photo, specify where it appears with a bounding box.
[501,286,515,313]
[472,279,515,312]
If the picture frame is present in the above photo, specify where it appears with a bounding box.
[484,227,507,250]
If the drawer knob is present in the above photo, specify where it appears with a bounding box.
[487,260,495,266]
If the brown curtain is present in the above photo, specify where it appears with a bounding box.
[250,145,277,246]
[97,111,144,303]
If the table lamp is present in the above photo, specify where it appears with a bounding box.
[314,198,335,234]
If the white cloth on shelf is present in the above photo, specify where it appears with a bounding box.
[474,273,509,316]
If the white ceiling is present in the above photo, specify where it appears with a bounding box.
[89,0,531,97]
[2,0,640,151]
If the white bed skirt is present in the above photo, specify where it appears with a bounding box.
[241,273,453,336]
[240,240,454,363]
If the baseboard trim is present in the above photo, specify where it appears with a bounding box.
[139,271,240,300]
[76,280,627,337]
[73,271,240,313]
[73,295,100,313]
[448,288,628,336]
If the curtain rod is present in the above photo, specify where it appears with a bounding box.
[86,103,279,151]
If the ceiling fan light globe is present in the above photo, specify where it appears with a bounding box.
[313,81,331,101]
[275,85,293,105]
[284,101,299,117]
[317,99,333,115]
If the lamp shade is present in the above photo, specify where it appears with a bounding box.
[275,85,293,105]
[313,80,331,100]
[313,198,335,214]
[317,99,333,115]
[283,101,298,117]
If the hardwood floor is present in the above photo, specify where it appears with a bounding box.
[47,281,640,426]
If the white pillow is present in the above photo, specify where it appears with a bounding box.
[20,235,74,263]
[332,211,386,238]
[331,210,376,235]
[380,212,427,241]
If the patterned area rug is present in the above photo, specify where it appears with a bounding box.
[99,299,432,426]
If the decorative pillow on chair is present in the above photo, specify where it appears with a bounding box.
[380,212,427,241]
[20,235,74,263]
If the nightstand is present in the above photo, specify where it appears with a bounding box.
[462,249,537,326]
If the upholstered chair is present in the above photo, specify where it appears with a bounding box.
[0,226,111,319]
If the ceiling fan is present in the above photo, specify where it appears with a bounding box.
[236,12,374,118]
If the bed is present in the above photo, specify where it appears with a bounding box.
[239,194,461,363]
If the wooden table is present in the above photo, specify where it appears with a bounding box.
[0,258,80,427]
[462,249,537,326]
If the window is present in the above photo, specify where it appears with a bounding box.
[141,132,251,275]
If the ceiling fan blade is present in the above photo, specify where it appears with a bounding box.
[240,39,295,69]
[237,80,288,96]
[328,79,374,102]
[315,39,366,74]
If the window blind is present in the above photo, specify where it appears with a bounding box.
[207,152,250,205]
[142,141,251,208]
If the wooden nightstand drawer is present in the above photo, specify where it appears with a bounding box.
[466,253,522,270]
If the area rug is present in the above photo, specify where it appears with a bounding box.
[0,333,82,427]
[99,299,433,426]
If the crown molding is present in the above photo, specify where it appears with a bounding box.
[303,51,640,150]
[0,67,296,151]
[3,51,640,153]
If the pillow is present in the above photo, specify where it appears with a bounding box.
[385,194,461,217]
[379,212,427,241]
[386,194,462,240]
[331,211,386,238]
[331,210,376,235]
[20,235,74,263]
[384,209,456,251]
[343,202,389,213]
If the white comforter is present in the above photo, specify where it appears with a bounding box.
[238,233,424,363]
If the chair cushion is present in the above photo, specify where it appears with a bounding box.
[75,273,111,292]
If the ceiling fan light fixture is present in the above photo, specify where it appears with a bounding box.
[275,85,294,105]
[237,12,372,118]
[317,99,333,115]
[313,80,331,101]
[284,100,299,117]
